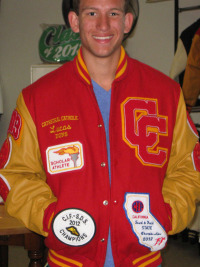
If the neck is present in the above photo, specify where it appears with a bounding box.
[82,48,121,91]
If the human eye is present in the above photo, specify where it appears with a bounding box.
[109,9,122,17]
[89,11,96,16]
[110,12,118,16]
[85,9,97,16]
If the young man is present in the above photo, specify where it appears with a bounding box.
[0,0,200,266]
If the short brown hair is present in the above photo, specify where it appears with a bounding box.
[72,0,80,14]
[72,0,134,14]
[125,0,133,13]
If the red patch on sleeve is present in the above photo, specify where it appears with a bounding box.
[7,109,22,140]
[0,138,11,169]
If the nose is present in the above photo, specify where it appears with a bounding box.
[96,14,110,31]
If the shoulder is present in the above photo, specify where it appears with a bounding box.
[125,56,181,108]
[21,60,79,120]
[127,56,179,88]
[22,60,76,101]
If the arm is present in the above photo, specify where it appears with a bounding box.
[163,90,200,235]
[0,92,57,236]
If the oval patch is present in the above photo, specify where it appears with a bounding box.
[52,208,96,247]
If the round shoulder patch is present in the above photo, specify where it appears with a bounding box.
[52,208,96,247]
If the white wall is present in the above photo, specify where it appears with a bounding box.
[0,0,63,146]
[126,0,174,74]
[0,0,199,146]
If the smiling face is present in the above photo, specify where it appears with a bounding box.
[68,0,133,61]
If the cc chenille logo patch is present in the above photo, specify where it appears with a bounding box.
[52,209,96,247]
[121,97,168,168]
[46,141,84,174]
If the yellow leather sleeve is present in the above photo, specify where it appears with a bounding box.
[163,90,200,235]
[0,93,57,236]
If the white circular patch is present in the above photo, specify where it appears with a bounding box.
[52,209,96,247]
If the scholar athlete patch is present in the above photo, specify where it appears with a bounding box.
[46,141,84,174]
[52,209,96,246]
[124,193,167,251]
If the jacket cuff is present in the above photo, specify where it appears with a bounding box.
[43,202,57,234]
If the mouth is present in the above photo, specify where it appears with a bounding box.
[93,35,113,40]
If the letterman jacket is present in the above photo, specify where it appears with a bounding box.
[0,47,200,267]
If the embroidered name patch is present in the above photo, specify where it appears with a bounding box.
[124,193,167,251]
[52,209,96,246]
[46,141,84,174]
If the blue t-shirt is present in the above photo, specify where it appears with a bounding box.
[92,80,114,267]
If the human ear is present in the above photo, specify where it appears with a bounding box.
[124,12,134,34]
[68,11,80,33]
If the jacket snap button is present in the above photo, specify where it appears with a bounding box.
[101,238,105,242]
[98,124,103,128]
[103,200,109,206]
[101,162,106,167]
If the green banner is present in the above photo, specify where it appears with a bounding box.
[39,25,81,63]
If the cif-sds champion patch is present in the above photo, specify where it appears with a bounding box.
[52,208,96,247]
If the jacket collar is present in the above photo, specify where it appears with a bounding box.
[75,46,128,85]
